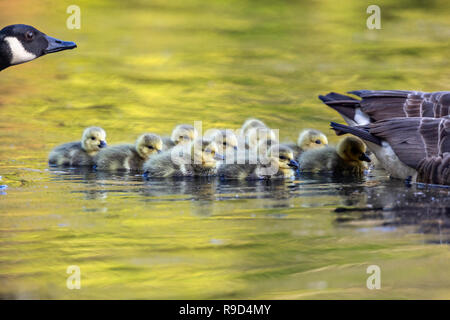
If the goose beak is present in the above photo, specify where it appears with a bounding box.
[44,35,77,54]
[288,159,299,169]
[359,153,371,162]
[99,140,107,148]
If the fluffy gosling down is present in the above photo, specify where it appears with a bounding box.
[94,133,162,172]
[48,127,107,166]
[298,136,370,175]
[208,129,238,158]
[218,144,299,180]
[288,129,328,158]
[241,118,268,137]
[162,124,198,150]
[143,139,223,178]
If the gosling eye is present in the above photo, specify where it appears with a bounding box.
[148,146,154,150]
[223,142,227,146]
[279,155,287,160]
[91,137,96,140]
[351,148,359,155]
[315,140,321,144]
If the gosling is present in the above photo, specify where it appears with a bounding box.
[94,133,162,172]
[143,139,222,178]
[48,127,107,166]
[298,136,370,176]
[218,144,299,180]
[162,124,198,150]
[241,118,268,137]
[285,129,328,158]
[245,126,277,151]
[207,129,238,160]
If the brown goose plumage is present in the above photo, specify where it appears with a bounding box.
[319,90,450,124]
[330,116,450,185]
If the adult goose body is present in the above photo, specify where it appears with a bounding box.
[330,117,450,185]
[320,90,450,125]
[0,24,76,71]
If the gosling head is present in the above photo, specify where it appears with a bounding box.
[0,24,76,71]
[241,118,267,136]
[190,139,223,168]
[171,124,198,146]
[246,127,277,150]
[257,137,278,156]
[298,129,328,151]
[209,129,238,156]
[81,127,107,155]
[136,133,163,159]
[337,136,371,164]
[267,144,299,172]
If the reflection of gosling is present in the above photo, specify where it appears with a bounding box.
[48,127,107,166]
[285,129,328,158]
[162,124,198,150]
[219,144,299,179]
[298,136,370,175]
[241,118,267,136]
[94,133,162,172]
[143,139,222,177]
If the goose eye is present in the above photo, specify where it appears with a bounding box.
[148,146,154,149]
[315,140,321,144]
[223,142,227,146]
[25,31,34,41]
[279,155,287,160]
[91,137,96,140]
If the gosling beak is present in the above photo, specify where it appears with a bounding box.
[44,35,77,54]
[359,153,371,162]
[157,149,162,154]
[99,140,107,148]
[288,159,299,169]
[214,153,225,161]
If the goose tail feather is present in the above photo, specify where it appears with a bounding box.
[330,122,382,146]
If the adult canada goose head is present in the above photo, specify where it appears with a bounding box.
[0,24,76,71]
[297,129,328,150]
[81,127,107,155]
[136,133,163,159]
[170,124,198,146]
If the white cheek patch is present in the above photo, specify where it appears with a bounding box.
[4,37,37,65]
